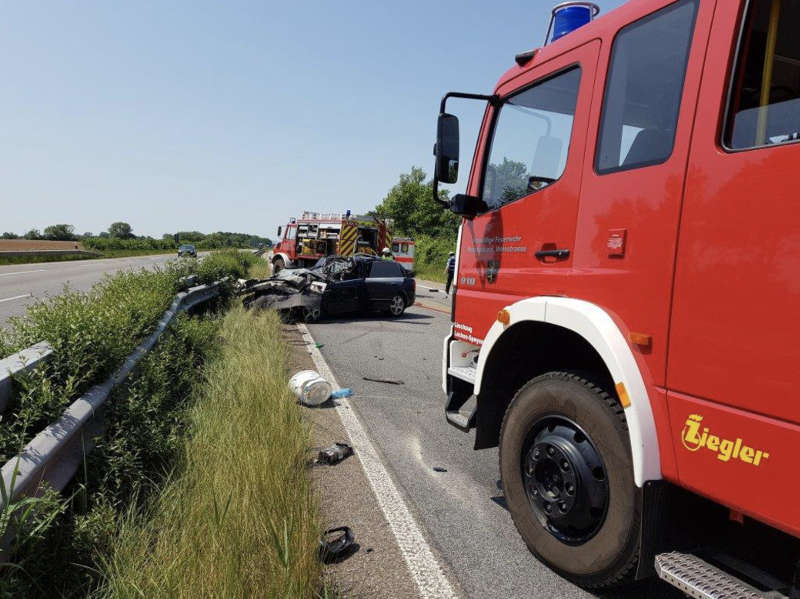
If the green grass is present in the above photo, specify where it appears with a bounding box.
[99,307,322,598]
[0,311,223,597]
[414,263,446,283]
[0,253,98,266]
[248,258,273,279]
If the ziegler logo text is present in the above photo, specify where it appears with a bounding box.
[681,414,769,466]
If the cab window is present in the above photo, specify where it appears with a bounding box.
[286,226,297,241]
[724,0,800,150]
[595,0,698,173]
[482,67,581,211]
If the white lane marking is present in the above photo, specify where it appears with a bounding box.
[297,323,458,599]
[0,294,31,304]
[0,269,47,278]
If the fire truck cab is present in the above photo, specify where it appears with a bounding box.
[436,0,800,594]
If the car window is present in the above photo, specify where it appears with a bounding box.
[595,0,698,173]
[369,261,401,278]
[482,67,581,211]
[724,0,800,150]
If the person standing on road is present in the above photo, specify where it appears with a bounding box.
[445,251,456,296]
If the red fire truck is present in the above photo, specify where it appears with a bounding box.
[272,211,393,272]
[435,0,800,595]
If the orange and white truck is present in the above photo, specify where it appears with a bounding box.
[435,0,800,595]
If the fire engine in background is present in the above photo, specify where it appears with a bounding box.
[435,0,800,596]
[272,211,401,272]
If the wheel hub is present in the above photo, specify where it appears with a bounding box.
[522,416,609,545]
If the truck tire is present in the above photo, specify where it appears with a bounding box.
[499,371,640,588]
[272,256,285,274]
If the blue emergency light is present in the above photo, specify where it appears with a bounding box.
[545,2,600,44]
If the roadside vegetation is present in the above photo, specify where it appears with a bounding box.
[100,307,322,598]
[1,223,271,265]
[0,250,322,597]
[374,167,458,283]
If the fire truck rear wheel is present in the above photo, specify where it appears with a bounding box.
[499,371,640,588]
[272,256,285,274]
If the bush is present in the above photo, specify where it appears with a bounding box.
[413,234,454,283]
[196,249,260,284]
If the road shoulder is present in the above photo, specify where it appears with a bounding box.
[283,324,422,599]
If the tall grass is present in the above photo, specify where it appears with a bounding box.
[0,312,222,597]
[247,258,273,279]
[100,307,322,598]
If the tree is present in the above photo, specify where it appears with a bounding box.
[484,158,528,205]
[108,222,134,239]
[43,224,77,241]
[1,232,18,239]
[24,229,42,240]
[82,232,93,238]
[374,167,459,239]
[98,231,110,239]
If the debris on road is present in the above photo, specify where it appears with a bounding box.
[320,526,357,564]
[330,388,353,399]
[362,376,404,385]
[433,466,448,473]
[315,342,324,349]
[289,369,333,406]
[317,442,354,465]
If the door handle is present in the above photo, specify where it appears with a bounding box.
[535,248,570,260]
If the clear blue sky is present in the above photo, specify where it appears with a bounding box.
[1,0,625,239]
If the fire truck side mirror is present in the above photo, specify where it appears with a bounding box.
[449,194,485,219]
[277,225,282,237]
[435,113,460,184]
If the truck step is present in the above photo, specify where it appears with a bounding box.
[445,394,477,432]
[655,552,776,599]
[447,365,476,384]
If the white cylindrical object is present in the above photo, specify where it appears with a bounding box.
[288,370,332,406]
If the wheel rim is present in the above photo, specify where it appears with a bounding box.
[521,415,609,545]
[389,295,404,315]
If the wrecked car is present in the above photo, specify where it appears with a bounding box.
[239,255,415,321]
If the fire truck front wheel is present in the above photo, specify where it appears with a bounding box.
[499,371,640,589]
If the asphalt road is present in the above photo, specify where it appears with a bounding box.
[308,285,684,599]
[0,254,185,327]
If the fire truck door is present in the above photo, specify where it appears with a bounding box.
[455,41,599,342]
[669,0,800,424]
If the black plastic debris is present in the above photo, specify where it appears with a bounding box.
[320,526,357,563]
[433,466,448,473]
[362,376,404,385]
[317,442,353,465]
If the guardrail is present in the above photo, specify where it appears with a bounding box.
[0,282,221,517]
[0,342,53,414]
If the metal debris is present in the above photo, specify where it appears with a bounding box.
[362,376,404,385]
[316,442,353,465]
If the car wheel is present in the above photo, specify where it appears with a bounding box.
[499,371,640,588]
[387,294,405,317]
[273,256,285,274]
